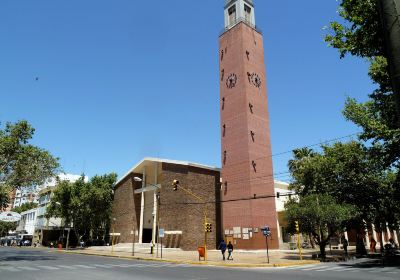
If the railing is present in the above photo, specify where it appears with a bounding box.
[220,16,262,36]
[225,0,254,8]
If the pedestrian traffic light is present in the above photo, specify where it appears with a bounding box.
[172,180,179,191]
[295,221,300,233]
[205,223,212,233]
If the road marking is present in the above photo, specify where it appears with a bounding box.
[1,267,21,272]
[93,264,113,268]
[74,265,95,269]
[315,266,345,272]
[286,265,318,270]
[302,265,329,271]
[57,265,77,269]
[16,266,40,271]
[335,267,360,272]
[112,264,133,267]
[37,266,59,270]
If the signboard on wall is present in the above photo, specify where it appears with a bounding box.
[0,212,21,222]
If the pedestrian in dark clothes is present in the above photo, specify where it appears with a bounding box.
[227,241,234,260]
[219,240,227,260]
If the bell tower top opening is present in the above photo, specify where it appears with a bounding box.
[224,0,256,31]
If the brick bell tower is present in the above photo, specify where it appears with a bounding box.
[219,0,279,249]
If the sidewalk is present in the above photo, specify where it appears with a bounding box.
[57,245,322,267]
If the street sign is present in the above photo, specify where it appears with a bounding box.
[159,228,165,238]
[261,226,271,237]
[0,212,21,222]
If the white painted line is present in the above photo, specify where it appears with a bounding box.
[16,267,40,271]
[286,265,318,270]
[315,266,345,272]
[92,264,113,268]
[74,265,95,269]
[37,266,59,270]
[1,267,21,272]
[302,265,330,271]
[335,267,360,272]
[57,265,77,269]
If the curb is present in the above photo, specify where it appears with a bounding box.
[54,250,320,268]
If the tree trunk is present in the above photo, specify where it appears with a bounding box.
[319,242,327,260]
[309,233,316,248]
[378,0,400,125]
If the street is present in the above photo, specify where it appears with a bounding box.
[0,247,399,280]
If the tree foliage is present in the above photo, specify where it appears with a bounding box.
[46,173,117,242]
[285,194,355,258]
[325,0,400,168]
[0,221,17,237]
[289,142,399,231]
[0,121,60,207]
[323,0,400,229]
[12,202,38,214]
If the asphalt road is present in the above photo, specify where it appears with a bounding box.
[0,247,399,280]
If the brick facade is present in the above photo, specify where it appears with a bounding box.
[220,22,279,249]
[111,160,221,251]
[111,173,142,243]
[159,163,221,250]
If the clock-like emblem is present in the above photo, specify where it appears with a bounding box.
[247,72,262,88]
[226,73,237,89]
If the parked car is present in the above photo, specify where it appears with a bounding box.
[383,244,400,265]
[22,240,32,246]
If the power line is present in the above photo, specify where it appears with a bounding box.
[222,132,360,169]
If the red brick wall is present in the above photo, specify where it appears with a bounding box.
[111,173,142,243]
[220,22,279,249]
[159,163,221,250]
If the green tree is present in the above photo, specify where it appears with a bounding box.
[325,0,400,184]
[12,202,39,214]
[0,121,60,204]
[288,142,398,232]
[285,194,355,258]
[0,221,17,237]
[46,173,117,243]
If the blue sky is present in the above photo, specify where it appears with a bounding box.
[0,0,373,181]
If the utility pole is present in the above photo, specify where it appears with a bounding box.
[378,0,400,124]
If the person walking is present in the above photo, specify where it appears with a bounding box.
[219,240,227,261]
[370,238,377,253]
[227,241,234,260]
[343,238,349,256]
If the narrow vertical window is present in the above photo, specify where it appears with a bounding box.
[250,131,255,142]
[222,97,225,110]
[252,160,257,172]
[223,124,226,137]
[244,4,252,23]
[221,50,224,61]
[228,5,236,26]
[246,50,250,60]
[223,151,227,165]
[249,103,254,113]
[221,69,225,81]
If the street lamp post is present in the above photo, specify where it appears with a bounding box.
[111,217,116,255]
[171,180,209,261]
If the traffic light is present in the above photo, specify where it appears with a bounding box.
[262,226,271,237]
[205,223,212,233]
[276,192,280,198]
[172,180,179,191]
[295,221,300,233]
